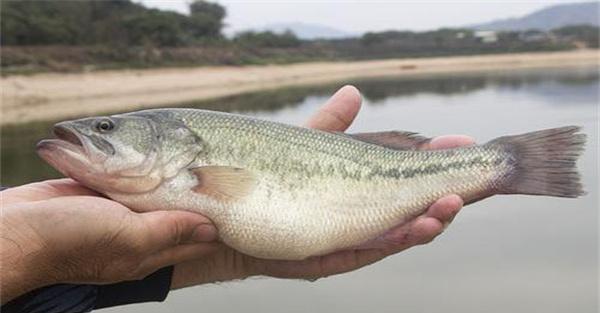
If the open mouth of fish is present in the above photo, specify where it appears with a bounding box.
[53,125,84,147]
[37,125,83,151]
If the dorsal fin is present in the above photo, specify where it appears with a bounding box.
[346,131,431,150]
[190,166,256,201]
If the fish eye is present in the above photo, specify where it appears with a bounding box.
[95,119,115,133]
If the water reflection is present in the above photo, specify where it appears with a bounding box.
[180,67,599,108]
[1,67,597,187]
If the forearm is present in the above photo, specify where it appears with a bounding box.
[1,243,50,304]
[1,207,54,304]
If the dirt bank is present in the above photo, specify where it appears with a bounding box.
[1,50,598,125]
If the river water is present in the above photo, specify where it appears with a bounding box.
[2,67,598,312]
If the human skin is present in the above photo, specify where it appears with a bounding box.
[0,85,473,303]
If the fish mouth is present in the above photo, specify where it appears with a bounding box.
[36,123,94,180]
[37,124,85,153]
[37,123,115,170]
[53,124,84,147]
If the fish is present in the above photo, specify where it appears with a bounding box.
[36,108,586,260]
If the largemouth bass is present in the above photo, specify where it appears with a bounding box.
[37,109,586,260]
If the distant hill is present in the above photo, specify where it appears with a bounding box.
[471,2,599,31]
[258,22,357,39]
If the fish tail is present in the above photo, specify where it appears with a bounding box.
[487,126,586,198]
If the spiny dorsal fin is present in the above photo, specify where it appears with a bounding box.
[190,166,256,201]
[347,131,431,150]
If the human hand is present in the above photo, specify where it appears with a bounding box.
[170,85,475,287]
[1,180,219,303]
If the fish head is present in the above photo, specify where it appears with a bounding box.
[37,113,203,194]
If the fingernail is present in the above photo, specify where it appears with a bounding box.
[192,224,217,242]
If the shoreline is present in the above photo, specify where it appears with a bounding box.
[1,50,598,126]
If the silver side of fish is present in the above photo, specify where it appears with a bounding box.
[37,109,586,260]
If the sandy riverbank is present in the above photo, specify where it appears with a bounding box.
[1,50,598,126]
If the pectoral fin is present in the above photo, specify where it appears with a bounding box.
[347,131,431,150]
[190,166,256,201]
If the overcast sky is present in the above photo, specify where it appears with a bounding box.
[137,0,580,34]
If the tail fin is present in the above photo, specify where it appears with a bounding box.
[487,126,586,198]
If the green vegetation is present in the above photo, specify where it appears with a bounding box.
[1,0,225,46]
[552,24,600,48]
[1,0,598,74]
[337,28,573,59]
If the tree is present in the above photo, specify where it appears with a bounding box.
[120,10,188,46]
[187,0,226,39]
[0,0,227,46]
[1,1,92,45]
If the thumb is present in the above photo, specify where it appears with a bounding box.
[141,210,218,251]
[304,85,362,131]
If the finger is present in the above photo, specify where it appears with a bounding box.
[138,243,220,276]
[257,247,387,280]
[319,245,403,277]
[424,194,463,224]
[382,195,463,248]
[383,216,443,252]
[29,178,99,196]
[358,194,463,249]
[304,85,362,131]
[141,211,218,251]
[420,135,475,150]
[2,178,100,205]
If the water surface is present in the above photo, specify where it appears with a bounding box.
[2,67,598,313]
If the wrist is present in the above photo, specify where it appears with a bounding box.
[1,205,56,303]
